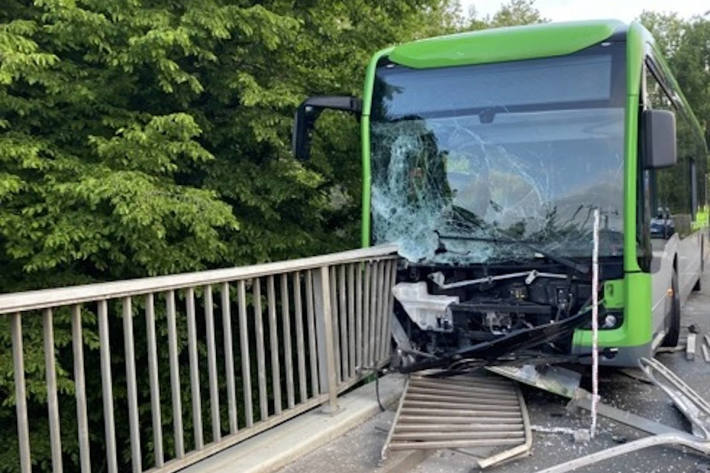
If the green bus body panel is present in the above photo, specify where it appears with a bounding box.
[573,22,652,350]
[573,22,708,351]
[361,47,393,247]
[573,273,652,348]
[603,280,624,309]
[389,20,624,69]
[621,22,645,274]
[360,21,666,353]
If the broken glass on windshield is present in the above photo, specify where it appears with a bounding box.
[370,41,627,264]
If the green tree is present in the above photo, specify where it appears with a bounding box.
[640,12,710,145]
[458,0,546,32]
[489,0,547,27]
[0,1,464,294]
[639,11,686,57]
[0,1,459,472]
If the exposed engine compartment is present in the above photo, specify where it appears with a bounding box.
[392,260,621,371]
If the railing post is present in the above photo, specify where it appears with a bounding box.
[11,313,31,473]
[98,300,118,473]
[43,308,63,473]
[145,294,164,467]
[313,265,339,413]
[122,297,142,473]
[71,305,91,473]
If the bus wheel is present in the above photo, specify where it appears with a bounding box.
[662,268,681,347]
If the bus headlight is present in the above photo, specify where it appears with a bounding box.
[601,311,623,329]
[582,310,623,330]
[603,314,618,329]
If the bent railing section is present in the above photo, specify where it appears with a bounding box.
[1,245,398,473]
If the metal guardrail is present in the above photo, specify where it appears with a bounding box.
[2,245,398,473]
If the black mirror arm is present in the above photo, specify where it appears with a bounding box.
[297,96,362,131]
[292,96,362,160]
[300,96,362,114]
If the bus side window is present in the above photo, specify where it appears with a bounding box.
[693,133,709,231]
[691,159,698,219]
[645,63,695,238]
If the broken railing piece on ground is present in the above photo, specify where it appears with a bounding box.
[639,357,710,439]
[488,358,710,472]
[491,362,690,436]
[541,357,710,472]
[380,373,532,469]
[381,357,710,472]
[568,388,684,436]
[570,358,710,439]
[492,359,710,438]
[688,332,697,360]
[537,433,710,473]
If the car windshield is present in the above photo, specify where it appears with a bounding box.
[370,41,626,264]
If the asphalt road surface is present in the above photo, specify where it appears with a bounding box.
[279,270,710,473]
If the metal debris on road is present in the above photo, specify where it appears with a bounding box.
[538,357,710,472]
[378,357,710,473]
[568,388,683,436]
[536,433,710,473]
[688,333,697,360]
[639,357,710,439]
[487,364,581,399]
[532,426,592,444]
[656,344,686,353]
[380,372,531,469]
[619,368,654,384]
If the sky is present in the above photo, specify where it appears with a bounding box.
[459,0,709,22]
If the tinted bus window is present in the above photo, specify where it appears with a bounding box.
[646,66,695,237]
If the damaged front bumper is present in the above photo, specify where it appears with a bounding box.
[396,307,592,374]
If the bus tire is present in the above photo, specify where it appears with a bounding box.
[662,268,681,347]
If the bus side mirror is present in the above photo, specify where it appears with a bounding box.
[292,96,362,160]
[642,109,677,169]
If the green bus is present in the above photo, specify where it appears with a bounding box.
[293,20,709,367]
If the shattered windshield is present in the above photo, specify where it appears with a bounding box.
[370,41,626,264]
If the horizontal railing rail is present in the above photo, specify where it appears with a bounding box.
[4,245,399,473]
[0,245,398,314]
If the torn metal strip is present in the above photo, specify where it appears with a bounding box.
[687,333,697,361]
[537,433,710,473]
[639,357,710,440]
[477,383,532,468]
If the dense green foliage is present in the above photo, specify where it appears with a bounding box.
[640,12,710,146]
[0,1,461,471]
[0,0,464,295]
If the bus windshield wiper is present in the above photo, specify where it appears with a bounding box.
[437,233,589,275]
